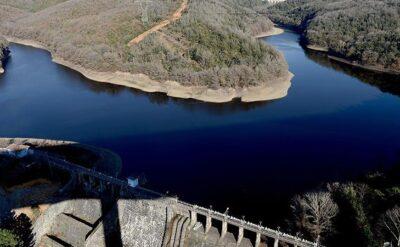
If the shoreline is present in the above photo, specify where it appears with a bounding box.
[255,27,284,38]
[327,55,400,75]
[306,44,328,52]
[273,21,400,76]
[305,42,400,75]
[5,35,292,103]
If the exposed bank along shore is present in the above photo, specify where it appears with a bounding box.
[255,27,285,38]
[5,28,292,103]
[306,44,400,75]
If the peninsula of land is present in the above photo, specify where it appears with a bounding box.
[0,0,292,103]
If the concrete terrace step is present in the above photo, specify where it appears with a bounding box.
[39,235,70,247]
[48,213,92,247]
[62,199,102,225]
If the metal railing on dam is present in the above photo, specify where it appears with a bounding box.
[32,149,317,247]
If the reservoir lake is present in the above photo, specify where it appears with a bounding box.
[1,30,400,226]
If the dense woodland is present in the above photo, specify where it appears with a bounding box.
[267,0,400,73]
[0,0,289,89]
[287,160,400,247]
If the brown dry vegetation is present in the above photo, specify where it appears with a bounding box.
[0,0,68,12]
[0,0,289,89]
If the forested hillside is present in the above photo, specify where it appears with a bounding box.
[0,0,290,91]
[267,0,400,73]
[286,161,400,247]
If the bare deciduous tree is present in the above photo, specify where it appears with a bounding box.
[291,192,338,245]
[383,206,400,247]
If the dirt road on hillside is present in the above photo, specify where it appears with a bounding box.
[128,0,188,46]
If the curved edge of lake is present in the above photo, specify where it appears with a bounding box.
[4,35,292,104]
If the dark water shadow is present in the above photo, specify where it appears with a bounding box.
[51,54,276,115]
[304,50,400,97]
[4,43,281,117]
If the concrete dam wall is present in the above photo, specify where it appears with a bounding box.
[30,149,315,247]
[0,139,315,247]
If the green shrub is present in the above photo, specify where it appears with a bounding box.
[0,229,21,247]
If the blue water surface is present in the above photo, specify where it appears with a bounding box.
[1,31,399,225]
